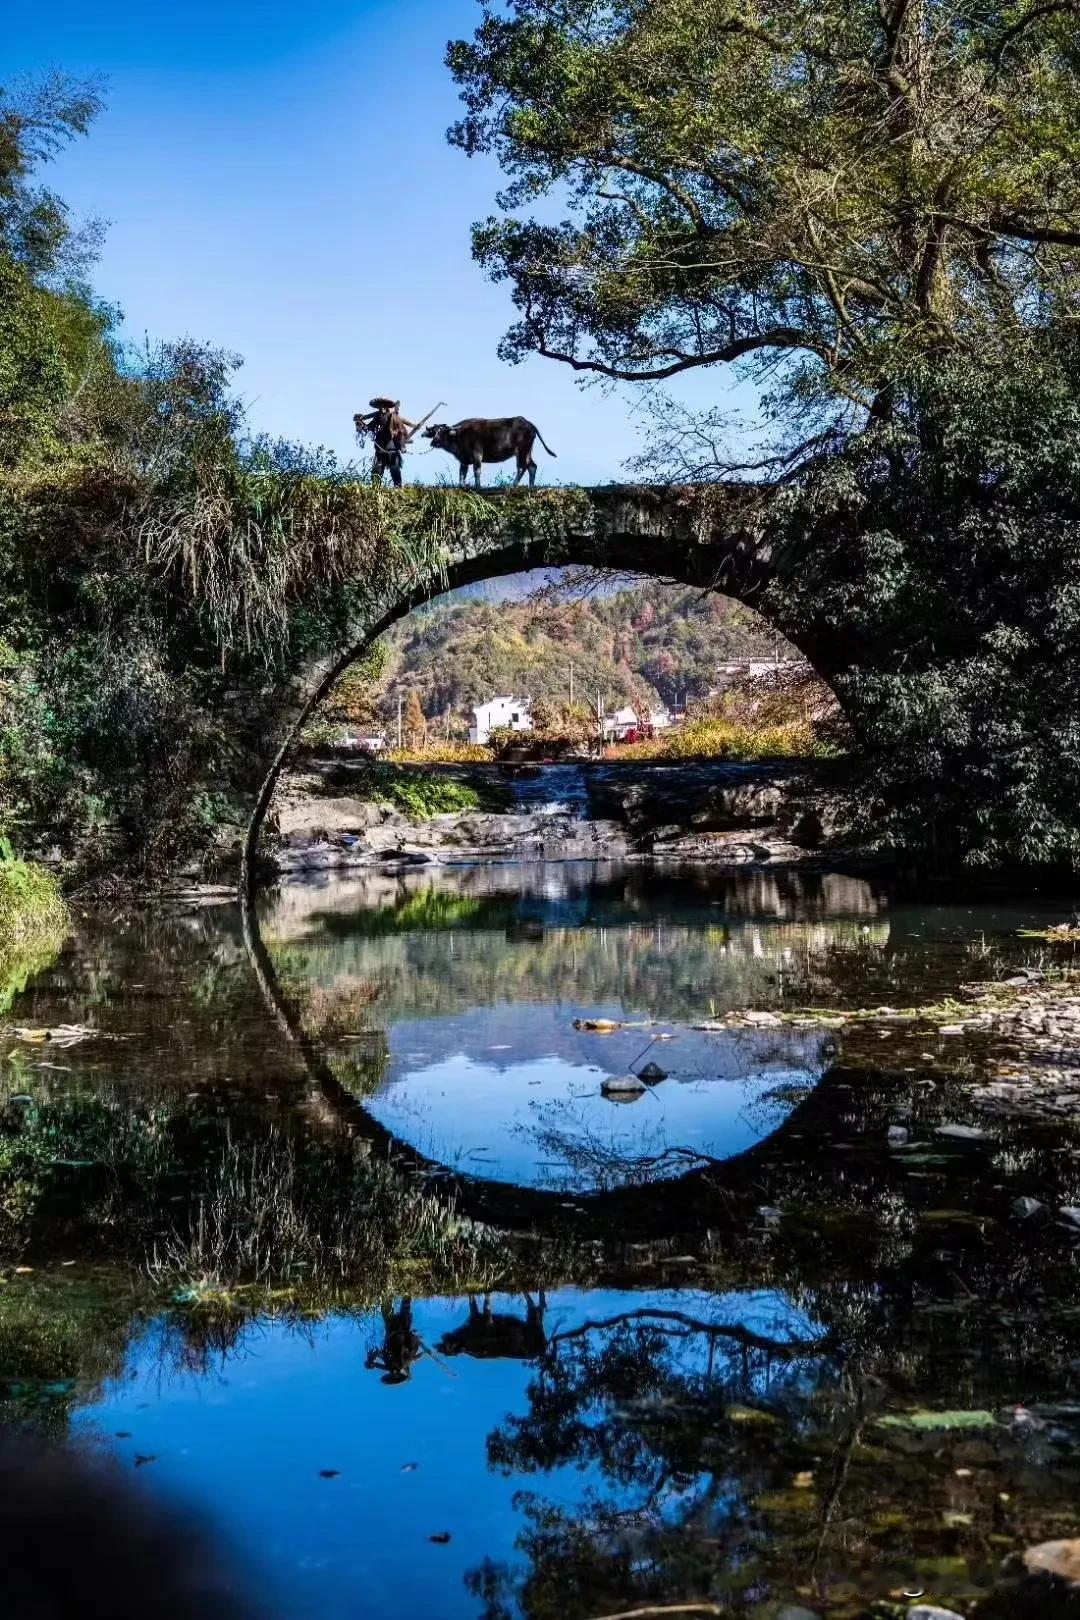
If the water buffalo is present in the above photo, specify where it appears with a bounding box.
[423,416,557,487]
[436,1292,549,1361]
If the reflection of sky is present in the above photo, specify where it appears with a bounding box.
[70,1288,821,1620]
[366,1002,831,1189]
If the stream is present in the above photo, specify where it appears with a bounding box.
[4,861,1080,1619]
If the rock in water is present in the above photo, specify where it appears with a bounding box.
[907,1607,966,1620]
[935,1123,991,1141]
[1013,1195,1043,1218]
[601,1075,647,1101]
[888,1125,910,1146]
[637,1061,668,1083]
[1024,1538,1080,1583]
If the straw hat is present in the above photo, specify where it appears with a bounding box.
[369,397,398,410]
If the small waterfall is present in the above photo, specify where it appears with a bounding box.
[508,764,589,821]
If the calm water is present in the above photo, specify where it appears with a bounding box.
[5,861,1080,1618]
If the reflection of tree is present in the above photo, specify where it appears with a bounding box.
[468,1310,825,1620]
[467,1228,1080,1620]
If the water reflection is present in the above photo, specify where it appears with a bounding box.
[66,1288,824,1620]
[4,867,1080,1618]
[259,861,1069,1198]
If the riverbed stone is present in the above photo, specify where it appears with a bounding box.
[1024,1538,1080,1583]
[906,1607,965,1620]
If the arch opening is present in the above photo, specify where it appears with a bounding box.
[242,505,845,890]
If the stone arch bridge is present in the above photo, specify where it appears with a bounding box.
[237,483,852,884]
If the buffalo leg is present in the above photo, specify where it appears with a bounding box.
[527,457,538,487]
[458,461,469,486]
[473,455,483,487]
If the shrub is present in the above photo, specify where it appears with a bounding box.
[346,763,495,819]
[0,839,67,946]
[386,741,493,765]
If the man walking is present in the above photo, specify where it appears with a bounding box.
[354,396,416,488]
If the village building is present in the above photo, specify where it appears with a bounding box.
[469,696,533,746]
[602,704,673,743]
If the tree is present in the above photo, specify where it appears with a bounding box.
[403,689,427,751]
[0,73,104,283]
[448,0,1080,472]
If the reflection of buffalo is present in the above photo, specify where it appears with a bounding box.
[437,1293,548,1361]
[423,417,556,487]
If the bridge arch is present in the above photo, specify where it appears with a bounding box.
[238,484,845,888]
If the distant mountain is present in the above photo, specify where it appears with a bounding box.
[375,579,789,722]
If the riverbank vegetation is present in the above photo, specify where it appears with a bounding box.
[0,843,66,948]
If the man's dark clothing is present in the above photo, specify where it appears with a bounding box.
[371,415,406,487]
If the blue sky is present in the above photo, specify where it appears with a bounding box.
[5,0,747,485]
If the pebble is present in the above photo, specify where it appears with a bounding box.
[888,1125,910,1146]
[1024,1538,1080,1583]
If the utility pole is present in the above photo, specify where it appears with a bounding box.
[569,664,574,707]
[596,689,603,756]
[397,691,403,750]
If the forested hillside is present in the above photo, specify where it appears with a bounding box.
[371,581,787,722]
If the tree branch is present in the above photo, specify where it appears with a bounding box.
[946,213,1080,249]
[992,1,1079,67]
[550,1307,823,1360]
[529,325,833,382]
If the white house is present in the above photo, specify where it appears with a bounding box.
[602,705,673,742]
[469,696,533,746]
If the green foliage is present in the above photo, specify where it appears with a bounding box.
[0,73,104,282]
[0,840,67,947]
[360,764,491,820]
[765,342,1080,866]
[449,0,1080,447]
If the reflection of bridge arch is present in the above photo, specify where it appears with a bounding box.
[242,888,880,1238]
[238,485,858,890]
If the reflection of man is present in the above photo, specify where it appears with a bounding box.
[353,397,416,489]
[364,1298,422,1384]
